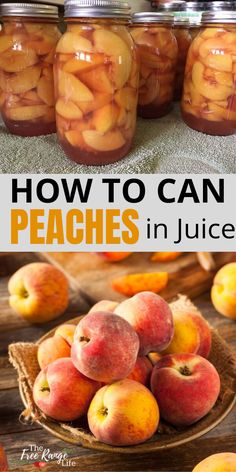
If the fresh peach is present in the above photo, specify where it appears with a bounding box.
[33,358,100,421]
[114,292,174,356]
[8,262,69,324]
[211,263,236,319]
[89,300,119,313]
[96,252,131,262]
[71,312,140,383]
[88,379,159,446]
[192,453,236,472]
[127,356,153,386]
[151,353,220,426]
[163,310,211,358]
[37,324,76,369]
[148,352,162,365]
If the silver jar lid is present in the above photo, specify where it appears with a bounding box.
[206,1,233,10]
[153,1,186,11]
[132,12,174,24]
[0,3,59,18]
[174,16,189,26]
[64,0,131,19]
[202,10,236,23]
[184,2,205,10]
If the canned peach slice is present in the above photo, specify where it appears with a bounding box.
[202,53,233,73]
[27,36,56,56]
[62,54,105,74]
[0,48,38,73]
[37,76,55,106]
[65,130,88,149]
[117,107,127,126]
[200,27,223,39]
[115,87,137,110]
[192,61,231,101]
[76,92,112,114]
[58,70,94,102]
[56,32,93,54]
[93,29,132,89]
[79,66,113,94]
[5,65,41,94]
[92,103,119,134]
[43,107,55,123]
[6,104,48,121]
[0,35,13,53]
[206,102,236,121]
[44,49,55,64]
[56,98,83,120]
[82,129,126,151]
[205,69,233,87]
[139,74,159,106]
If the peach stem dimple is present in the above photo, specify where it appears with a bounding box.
[179,365,192,377]
[99,406,108,417]
[79,336,90,343]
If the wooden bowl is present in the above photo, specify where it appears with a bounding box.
[18,316,236,454]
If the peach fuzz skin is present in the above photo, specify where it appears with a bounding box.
[163,310,211,358]
[127,356,153,386]
[71,312,140,383]
[37,324,76,369]
[115,292,174,356]
[89,300,119,314]
[151,353,220,426]
[192,452,236,472]
[8,262,69,323]
[88,379,159,446]
[211,263,236,320]
[33,358,101,421]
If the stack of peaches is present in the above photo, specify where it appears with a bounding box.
[33,291,221,447]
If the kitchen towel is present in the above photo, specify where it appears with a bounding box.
[0,106,235,174]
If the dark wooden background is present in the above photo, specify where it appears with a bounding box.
[0,253,236,472]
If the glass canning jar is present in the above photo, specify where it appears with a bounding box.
[173,17,191,100]
[54,0,139,166]
[181,11,236,136]
[0,3,61,136]
[131,12,178,118]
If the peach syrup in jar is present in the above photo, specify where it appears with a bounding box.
[131,12,178,119]
[181,10,236,136]
[0,3,61,136]
[54,0,139,166]
[173,17,191,101]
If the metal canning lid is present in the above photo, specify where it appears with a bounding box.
[202,10,236,23]
[206,1,233,10]
[132,12,174,24]
[174,16,189,26]
[153,1,186,12]
[184,2,205,11]
[64,0,131,19]
[0,3,59,18]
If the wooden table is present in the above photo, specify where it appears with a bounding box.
[0,253,236,472]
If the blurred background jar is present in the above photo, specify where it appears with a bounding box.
[0,3,61,136]
[131,12,178,118]
[173,17,191,100]
[181,10,236,136]
[54,0,139,166]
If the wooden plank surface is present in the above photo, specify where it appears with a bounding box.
[0,253,235,472]
[44,252,236,303]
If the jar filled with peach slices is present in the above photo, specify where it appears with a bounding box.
[181,11,236,136]
[54,0,139,165]
[173,17,191,100]
[0,3,61,136]
[131,12,178,118]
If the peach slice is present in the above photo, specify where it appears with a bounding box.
[93,103,119,133]
[139,74,159,106]
[7,104,48,121]
[27,36,55,56]
[63,53,105,74]
[0,35,13,53]
[0,48,38,73]
[117,107,127,126]
[82,129,125,152]
[44,106,55,123]
[56,98,83,120]
[206,102,236,121]
[200,27,223,39]
[79,66,113,94]
[44,49,55,64]
[192,61,231,101]
[58,70,94,102]
[76,92,112,114]
[115,87,137,111]
[6,65,41,94]
[56,32,93,54]
[202,53,233,73]
[37,76,55,106]
[93,29,132,89]
[65,129,88,149]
